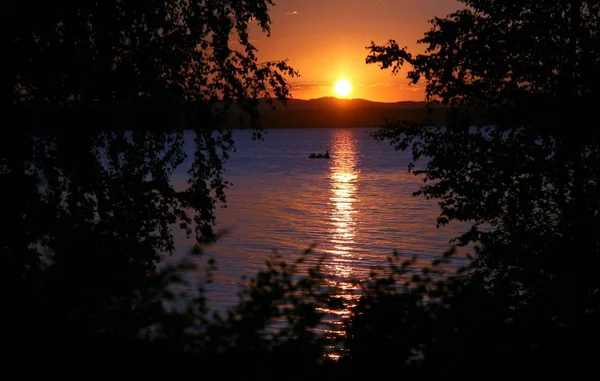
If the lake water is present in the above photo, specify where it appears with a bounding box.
[165,128,471,313]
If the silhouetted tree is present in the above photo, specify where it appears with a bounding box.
[5,0,297,368]
[366,0,599,370]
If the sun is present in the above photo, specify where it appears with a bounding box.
[334,79,352,97]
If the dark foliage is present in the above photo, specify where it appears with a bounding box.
[5,0,298,372]
[365,0,599,373]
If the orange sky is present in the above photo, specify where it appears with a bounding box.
[245,0,464,102]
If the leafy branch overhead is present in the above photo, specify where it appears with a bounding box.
[7,0,299,266]
[13,0,298,111]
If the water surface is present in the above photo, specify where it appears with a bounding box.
[168,128,470,311]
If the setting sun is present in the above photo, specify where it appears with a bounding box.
[334,79,352,97]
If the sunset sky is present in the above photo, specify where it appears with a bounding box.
[246,0,464,102]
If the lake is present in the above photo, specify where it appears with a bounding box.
[165,127,471,313]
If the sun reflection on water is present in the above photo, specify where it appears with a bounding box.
[321,129,363,355]
[327,130,359,269]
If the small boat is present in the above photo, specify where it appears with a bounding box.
[309,151,330,159]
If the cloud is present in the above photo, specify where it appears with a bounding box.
[288,81,424,92]
[285,10,299,15]
[289,82,332,91]
[357,82,425,91]
[356,82,398,88]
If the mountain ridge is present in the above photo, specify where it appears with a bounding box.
[269,96,433,110]
[239,97,445,128]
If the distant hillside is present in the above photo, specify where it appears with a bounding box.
[274,97,432,110]
[231,97,447,129]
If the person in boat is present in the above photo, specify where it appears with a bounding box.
[309,150,330,158]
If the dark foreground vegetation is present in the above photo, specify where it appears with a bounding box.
[5,0,598,377]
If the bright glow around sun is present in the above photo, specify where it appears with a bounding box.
[334,79,352,97]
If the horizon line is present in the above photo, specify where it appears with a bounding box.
[285,96,428,103]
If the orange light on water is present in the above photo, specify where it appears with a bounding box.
[320,130,369,360]
[327,129,359,275]
[324,128,362,310]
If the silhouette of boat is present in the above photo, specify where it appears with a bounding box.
[309,150,330,159]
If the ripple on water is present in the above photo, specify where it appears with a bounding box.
[164,128,472,315]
